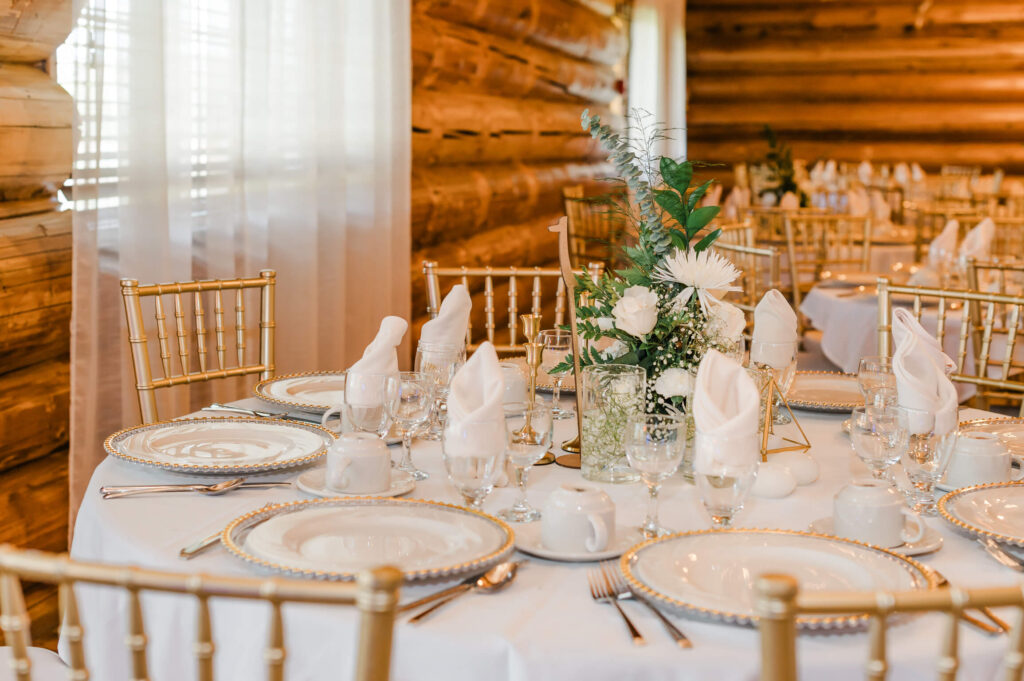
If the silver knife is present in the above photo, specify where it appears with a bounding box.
[101,481,291,495]
[180,530,223,559]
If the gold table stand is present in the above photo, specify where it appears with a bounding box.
[759,374,811,462]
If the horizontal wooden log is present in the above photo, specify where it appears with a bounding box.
[413,90,612,165]
[412,161,613,249]
[0,196,59,219]
[0,359,70,474]
[413,16,619,104]
[416,0,628,66]
[0,304,71,375]
[0,0,72,62]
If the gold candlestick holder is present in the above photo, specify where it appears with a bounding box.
[548,218,583,468]
[521,313,542,345]
[520,337,555,465]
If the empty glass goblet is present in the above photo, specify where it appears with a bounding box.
[850,405,910,481]
[625,414,686,538]
[749,339,798,424]
[415,341,466,440]
[857,356,897,407]
[497,402,552,523]
[539,329,574,419]
[693,431,759,528]
[342,372,399,438]
[386,371,434,481]
[441,417,507,511]
[900,410,956,516]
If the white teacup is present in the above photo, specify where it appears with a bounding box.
[833,478,925,548]
[500,363,528,404]
[945,432,1024,489]
[541,484,615,553]
[326,433,390,494]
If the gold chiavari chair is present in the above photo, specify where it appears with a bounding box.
[866,184,906,225]
[422,261,604,354]
[120,271,276,424]
[909,207,980,262]
[562,185,629,268]
[877,277,1024,415]
[756,573,1024,681]
[0,544,401,681]
[712,223,782,333]
[986,216,1024,256]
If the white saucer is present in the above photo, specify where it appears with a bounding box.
[809,517,943,556]
[295,468,415,498]
[513,523,645,562]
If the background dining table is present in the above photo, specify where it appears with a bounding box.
[66,397,1018,681]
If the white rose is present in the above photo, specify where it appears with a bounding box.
[611,286,659,338]
[654,368,694,399]
[706,296,746,342]
[599,339,628,360]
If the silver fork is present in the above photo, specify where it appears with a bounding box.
[599,562,692,648]
[980,537,1024,572]
[587,566,645,646]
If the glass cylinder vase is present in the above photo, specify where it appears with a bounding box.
[581,364,646,483]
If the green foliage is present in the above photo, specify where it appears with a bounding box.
[761,125,809,207]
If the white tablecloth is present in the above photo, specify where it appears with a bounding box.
[67,399,1017,681]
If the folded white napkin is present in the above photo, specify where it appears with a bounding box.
[760,192,778,208]
[893,163,910,186]
[928,219,959,268]
[892,308,955,375]
[701,183,723,208]
[810,161,825,184]
[420,284,471,346]
[911,163,925,183]
[823,160,837,185]
[693,350,761,470]
[445,341,507,458]
[847,187,869,217]
[869,189,891,225]
[347,316,408,405]
[958,217,994,260]
[893,334,958,435]
[779,191,799,210]
[750,289,798,370]
[858,161,873,185]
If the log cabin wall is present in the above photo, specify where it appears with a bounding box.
[0,0,73,649]
[410,0,629,337]
[686,1,1024,180]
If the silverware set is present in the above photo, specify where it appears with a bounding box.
[101,477,291,499]
[405,561,524,623]
[201,402,321,424]
[587,561,691,648]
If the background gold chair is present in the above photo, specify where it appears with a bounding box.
[712,223,782,335]
[756,572,1024,681]
[562,185,629,269]
[422,261,603,354]
[877,277,1024,415]
[908,206,980,262]
[120,271,276,423]
[988,217,1024,257]
[0,544,401,681]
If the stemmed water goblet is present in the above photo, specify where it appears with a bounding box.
[329,372,398,438]
[857,356,897,407]
[693,431,759,529]
[386,371,434,481]
[899,409,956,516]
[625,414,686,538]
[441,417,507,511]
[415,341,466,440]
[539,329,574,419]
[497,402,552,523]
[850,405,911,481]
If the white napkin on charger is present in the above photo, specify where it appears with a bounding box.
[893,163,910,186]
[823,160,837,185]
[420,284,471,347]
[928,219,959,268]
[893,333,958,435]
[858,161,873,185]
[810,161,825,184]
[346,316,407,405]
[444,342,508,488]
[869,189,891,225]
[779,191,799,210]
[760,192,778,208]
[750,290,798,370]
[958,217,995,261]
[847,187,869,217]
[891,308,955,375]
[911,163,926,183]
[693,350,761,469]
[701,183,723,208]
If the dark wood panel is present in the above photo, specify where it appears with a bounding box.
[0,359,70,474]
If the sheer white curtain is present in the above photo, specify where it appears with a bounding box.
[60,0,410,521]
[628,0,686,159]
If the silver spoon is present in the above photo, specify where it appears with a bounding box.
[101,477,247,499]
[408,561,523,624]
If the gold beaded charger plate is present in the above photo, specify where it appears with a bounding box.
[104,417,332,475]
[786,371,861,413]
[938,481,1024,547]
[222,497,515,582]
[255,371,346,413]
[621,529,936,630]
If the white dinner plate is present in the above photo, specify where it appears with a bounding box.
[104,417,332,474]
[295,467,415,499]
[808,517,943,557]
[513,523,643,562]
[787,372,862,413]
[959,417,1024,457]
[223,497,515,581]
[255,371,346,413]
[621,529,936,630]
[939,482,1024,547]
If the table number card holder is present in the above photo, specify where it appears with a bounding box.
[549,217,583,468]
[759,374,811,462]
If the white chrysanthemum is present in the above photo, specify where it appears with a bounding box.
[653,248,741,292]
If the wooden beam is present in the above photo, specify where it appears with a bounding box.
[0,359,70,474]
[0,0,73,63]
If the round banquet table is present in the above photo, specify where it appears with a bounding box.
[67,398,1019,681]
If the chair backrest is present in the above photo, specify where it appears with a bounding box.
[562,184,628,268]
[909,207,980,262]
[120,271,276,423]
[988,216,1024,257]
[712,223,782,330]
[422,261,603,354]
[876,277,1024,415]
[0,544,401,681]
[756,572,1024,681]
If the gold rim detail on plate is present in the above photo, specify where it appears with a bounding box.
[619,528,938,630]
[254,370,346,413]
[938,481,1024,547]
[221,497,516,582]
[103,416,333,474]
[787,371,862,413]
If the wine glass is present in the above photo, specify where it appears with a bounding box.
[850,405,910,481]
[693,431,759,528]
[857,356,896,407]
[900,409,955,516]
[625,414,686,538]
[386,371,434,481]
[749,339,798,424]
[343,372,398,438]
[441,417,507,511]
[415,341,466,440]
[497,402,552,523]
[539,329,574,419]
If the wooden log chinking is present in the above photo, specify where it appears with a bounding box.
[412,16,620,104]
[0,0,73,62]
[0,359,70,474]
[416,0,628,66]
